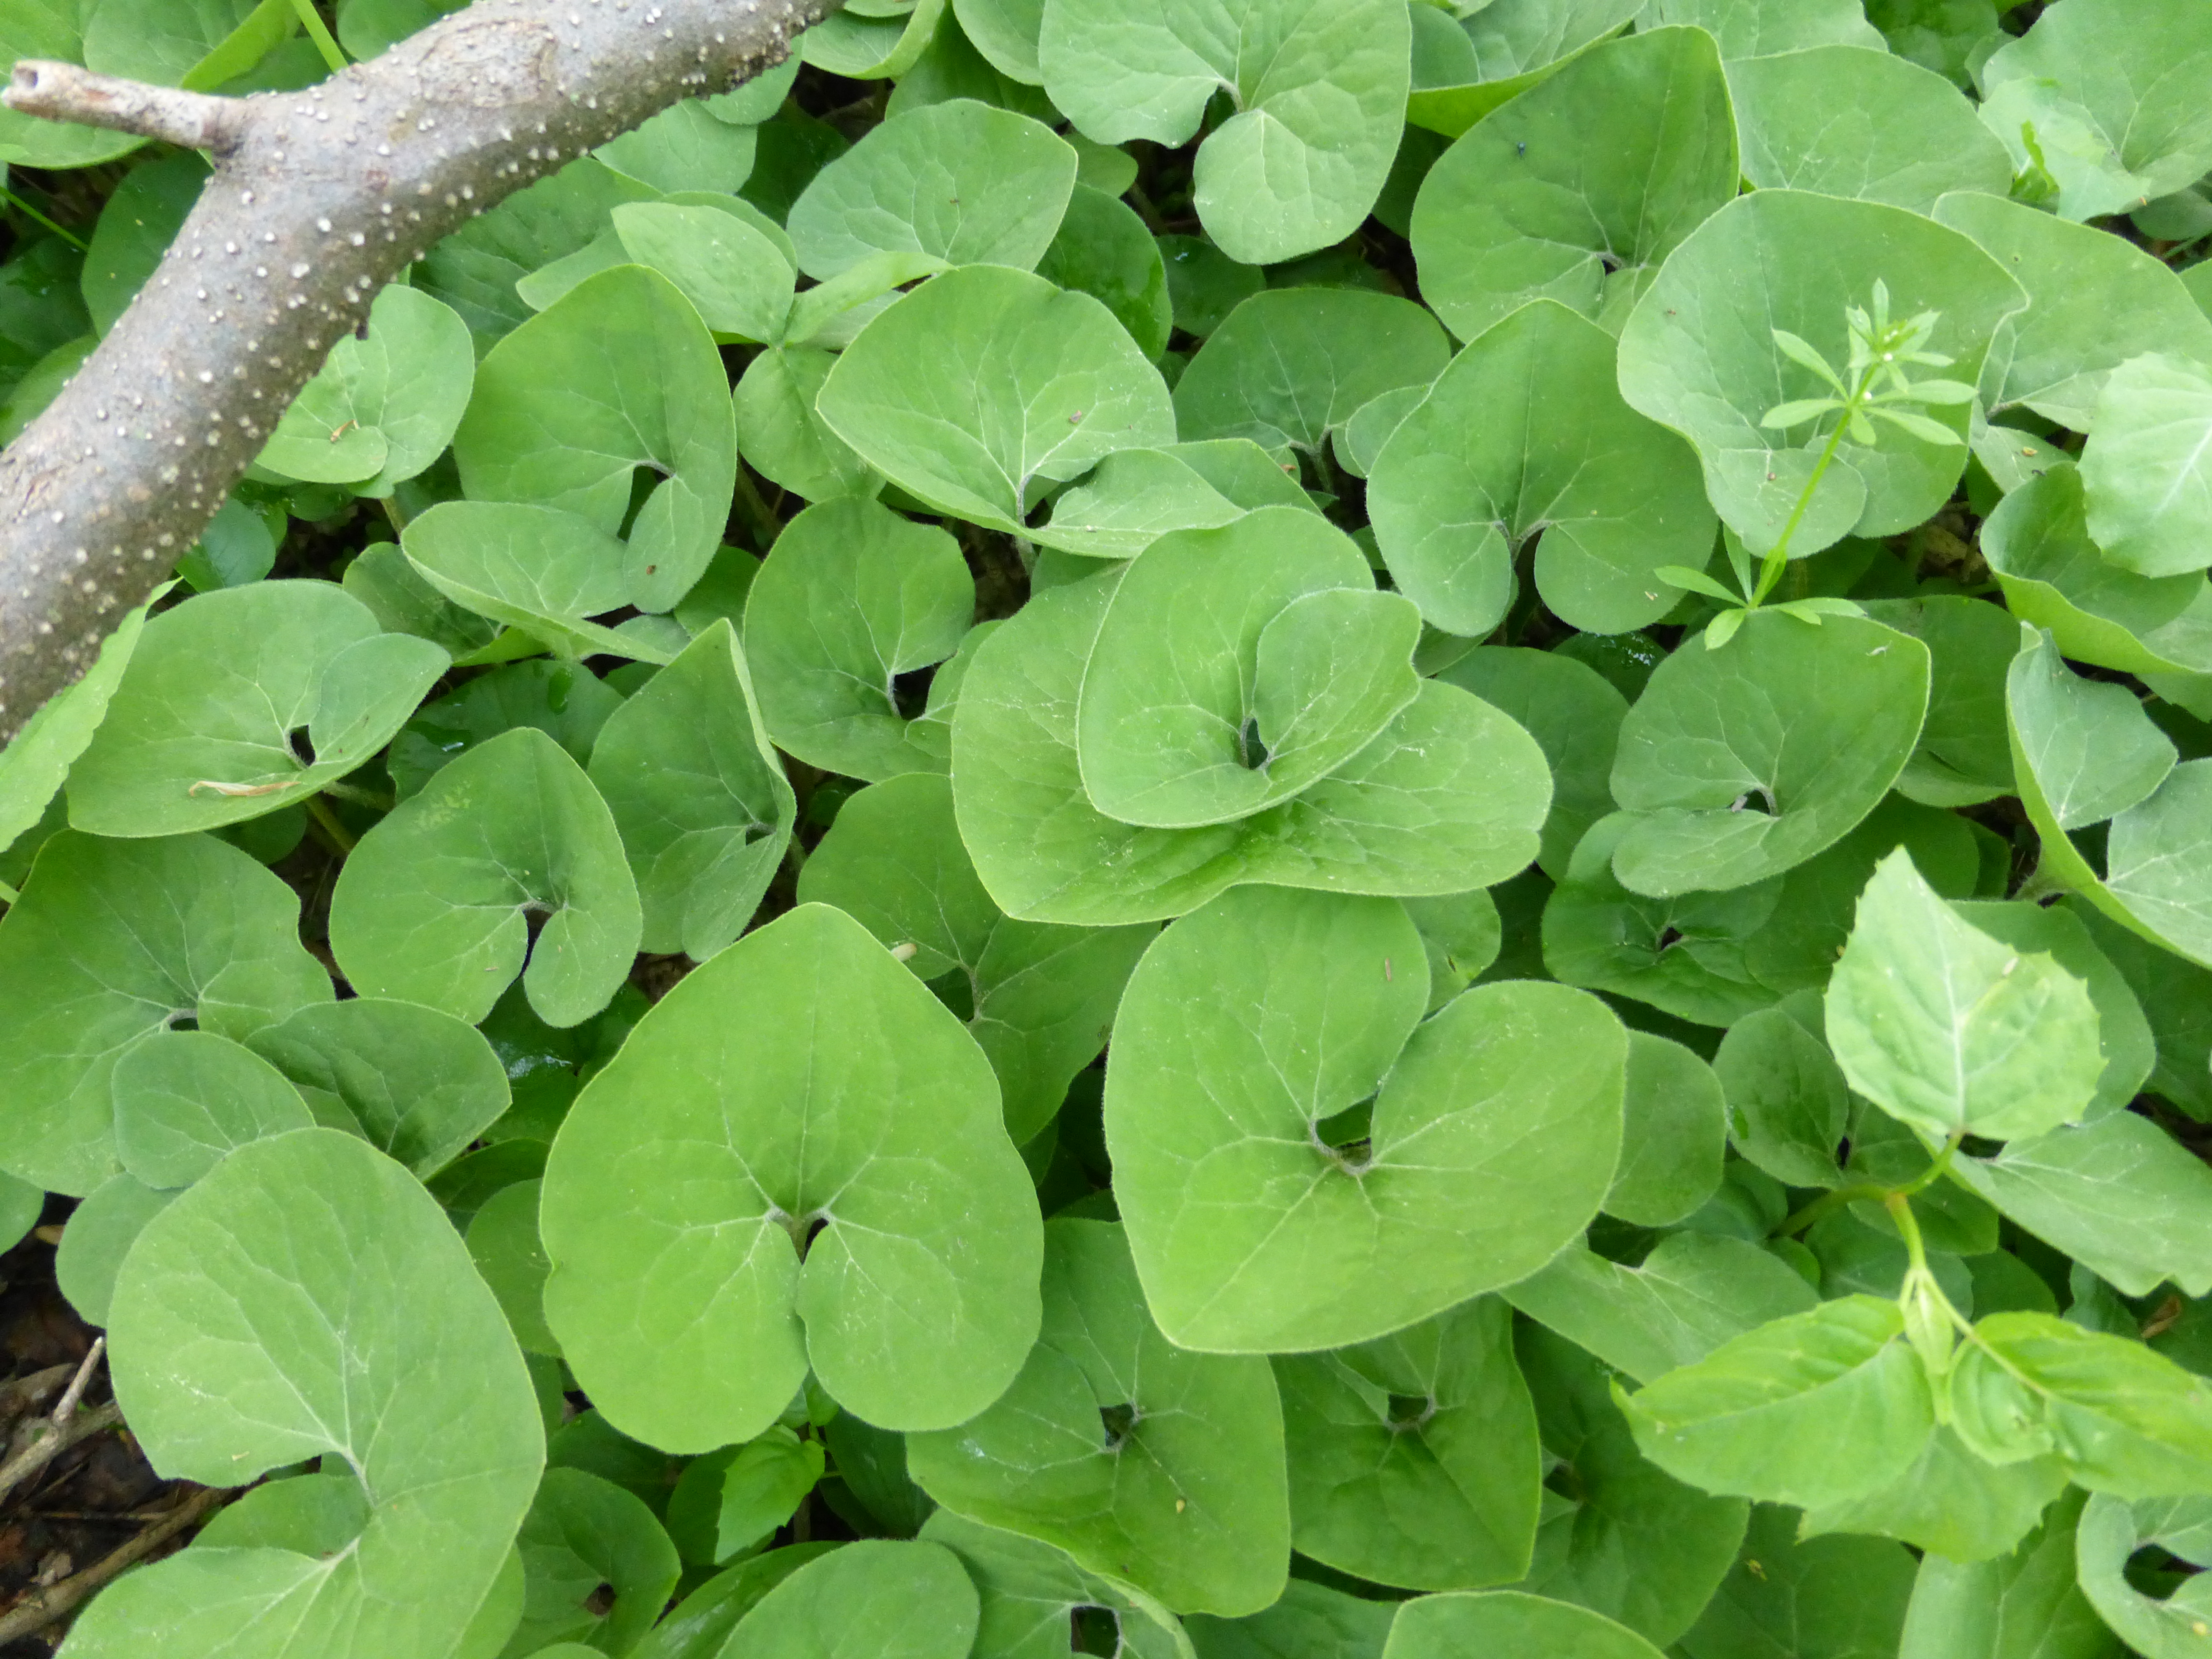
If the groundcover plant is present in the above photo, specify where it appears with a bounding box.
[4,0,2212,1653]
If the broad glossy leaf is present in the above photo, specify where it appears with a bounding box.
[1728,46,2009,214]
[1382,1591,1664,1659]
[1405,0,1643,140]
[259,285,473,491]
[55,1171,174,1325]
[733,345,883,505]
[743,498,972,781]
[921,1511,1195,1659]
[630,1547,841,1659]
[1542,815,1782,1026]
[1606,1033,1726,1227]
[403,503,671,664]
[1898,1488,2123,1659]
[1173,289,1450,458]
[952,569,1552,925]
[1370,300,1713,637]
[803,0,948,81]
[799,772,1150,1143]
[506,1467,681,1655]
[1617,1296,1934,1509]
[111,1030,311,1189]
[0,831,330,1194]
[595,98,757,193]
[1503,1234,1817,1386]
[819,265,1176,533]
[1948,1311,2212,1497]
[667,1430,827,1565]
[1977,0,2212,222]
[2075,1492,2212,1659]
[2104,761,2212,967]
[1106,886,1625,1352]
[1184,1579,1387,1658]
[1934,192,2212,433]
[953,0,1046,82]
[1679,1507,1915,1659]
[1409,27,1736,344]
[1638,0,1884,56]
[789,98,1075,278]
[1039,0,1411,264]
[584,621,792,962]
[67,581,446,838]
[1076,511,1420,828]
[1439,648,1626,882]
[1605,610,1932,896]
[453,264,738,613]
[1514,1326,1747,1648]
[1712,1005,1847,1188]
[1034,440,1315,561]
[1036,183,1173,364]
[2069,899,2212,1122]
[1797,1425,2066,1564]
[2081,354,2212,579]
[0,584,162,858]
[1865,595,2019,808]
[1157,235,1264,340]
[468,1179,556,1357]
[541,904,1043,1450]
[66,1130,541,1659]
[716,1539,979,1659]
[607,197,796,344]
[908,1219,1288,1616]
[329,727,642,1029]
[1827,848,2102,1143]
[1953,1112,2212,1298]
[1275,1297,1537,1592]
[1617,191,2025,556]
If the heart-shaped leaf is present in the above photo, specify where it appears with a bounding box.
[111,1030,313,1190]
[258,285,474,492]
[403,502,673,664]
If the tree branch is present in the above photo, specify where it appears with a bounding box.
[0,0,842,742]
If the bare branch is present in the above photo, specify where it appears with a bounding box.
[0,0,842,742]
[5,62,243,150]
[0,1484,227,1645]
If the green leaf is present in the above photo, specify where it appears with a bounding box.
[0,2,146,168]
[718,1539,980,1659]
[1949,1311,2212,1496]
[1409,27,1736,344]
[950,569,1554,925]
[909,1218,1288,1615]
[2081,354,2212,578]
[1827,848,2103,1143]
[1541,815,1783,1027]
[2074,1491,2212,1659]
[743,497,973,781]
[1617,1296,1934,1509]
[1607,1033,1727,1227]
[952,0,1046,83]
[1173,289,1450,458]
[1156,234,1264,340]
[1604,609,1933,896]
[1513,1326,1748,1649]
[111,1030,312,1189]
[1728,46,2011,214]
[386,660,623,804]
[1952,1112,2212,1298]
[1899,1488,2124,1659]
[2067,898,2212,1122]
[1106,887,1626,1351]
[402,501,676,664]
[608,198,798,344]
[1504,1234,1821,1388]
[0,831,330,1194]
[507,1467,682,1656]
[1370,300,1714,638]
[1039,0,1411,264]
[341,541,500,659]
[1865,595,2021,808]
[1797,1425,2067,1565]
[595,98,758,193]
[540,903,1043,1450]
[1679,1506,1916,1659]
[804,0,949,80]
[667,1429,825,1565]
[1713,1004,1849,1188]
[1036,182,1173,363]
[328,727,643,1028]
[467,1179,557,1357]
[66,581,446,838]
[1034,440,1317,561]
[55,1173,177,1326]
[1617,192,2026,557]
[924,1511,1192,1657]
[1977,0,2212,222]
[1639,0,1886,56]
[1275,1297,1538,1592]
[798,772,1151,1143]
[734,344,883,504]
[629,1546,841,1659]
[65,1130,541,1659]
[1184,1579,1388,1658]
[584,620,794,962]
[259,286,474,491]
[453,264,738,613]
[1382,1591,1665,1659]
[790,97,1075,278]
[818,264,1176,533]
[1405,0,1643,141]
[1934,191,2212,432]
[1076,511,1421,828]
[1437,648,1628,883]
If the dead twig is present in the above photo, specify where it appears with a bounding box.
[0,1484,225,1646]
[0,1339,120,1509]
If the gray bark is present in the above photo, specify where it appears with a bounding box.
[0,0,839,742]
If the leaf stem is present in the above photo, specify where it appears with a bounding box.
[306,793,356,854]
[289,0,349,73]
[730,464,782,552]
[0,186,87,251]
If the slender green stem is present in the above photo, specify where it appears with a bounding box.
[378,495,409,537]
[0,188,86,252]
[1885,1190,1930,1274]
[289,0,349,73]
[0,878,17,906]
[1775,1182,1888,1238]
[731,465,782,552]
[1752,359,1883,606]
[306,794,356,854]
[320,779,393,811]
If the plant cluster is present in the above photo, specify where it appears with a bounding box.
[2,0,2212,1654]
